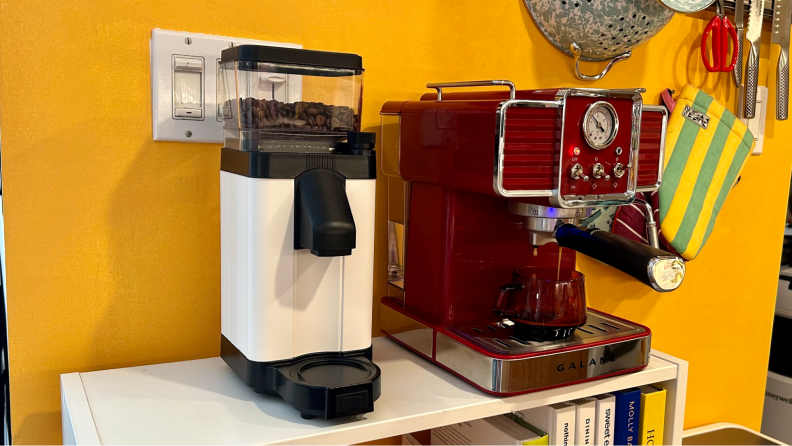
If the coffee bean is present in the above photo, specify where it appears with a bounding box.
[266,101,278,118]
[233,96,358,132]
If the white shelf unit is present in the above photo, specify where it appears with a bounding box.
[61,337,688,445]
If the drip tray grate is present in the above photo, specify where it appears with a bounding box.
[446,310,647,355]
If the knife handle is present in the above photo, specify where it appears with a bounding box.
[745,44,760,118]
[733,28,744,86]
[778,47,789,120]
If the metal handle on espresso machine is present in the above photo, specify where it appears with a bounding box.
[554,224,686,293]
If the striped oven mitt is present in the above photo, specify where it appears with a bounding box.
[612,86,754,259]
[656,85,754,260]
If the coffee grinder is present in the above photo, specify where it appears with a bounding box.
[379,81,685,395]
[218,45,380,419]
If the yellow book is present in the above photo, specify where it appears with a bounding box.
[638,385,666,445]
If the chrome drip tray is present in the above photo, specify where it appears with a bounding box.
[447,310,647,356]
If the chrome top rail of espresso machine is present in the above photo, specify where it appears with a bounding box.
[378,80,684,395]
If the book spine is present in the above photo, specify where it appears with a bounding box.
[556,408,576,446]
[595,397,616,446]
[639,390,666,445]
[575,401,597,445]
[614,389,641,446]
[521,434,549,446]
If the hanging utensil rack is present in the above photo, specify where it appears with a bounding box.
[713,0,782,22]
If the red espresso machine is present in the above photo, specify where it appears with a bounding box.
[379,81,685,395]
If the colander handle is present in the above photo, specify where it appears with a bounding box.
[570,43,632,81]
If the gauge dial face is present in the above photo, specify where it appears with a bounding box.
[583,102,618,149]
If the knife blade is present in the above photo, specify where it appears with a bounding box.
[773,0,791,120]
[745,0,765,118]
[734,0,746,87]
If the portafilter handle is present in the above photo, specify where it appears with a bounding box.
[554,224,685,292]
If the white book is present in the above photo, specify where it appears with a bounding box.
[572,397,597,445]
[431,415,546,445]
[514,402,576,446]
[594,394,616,446]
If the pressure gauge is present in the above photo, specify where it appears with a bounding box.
[582,101,619,149]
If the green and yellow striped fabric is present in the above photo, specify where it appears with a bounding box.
[658,85,755,260]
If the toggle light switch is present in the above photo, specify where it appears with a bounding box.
[173,55,204,121]
[151,29,301,142]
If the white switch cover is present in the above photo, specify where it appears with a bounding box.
[737,85,768,156]
[151,29,301,143]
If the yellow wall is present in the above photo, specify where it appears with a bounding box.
[0,1,788,443]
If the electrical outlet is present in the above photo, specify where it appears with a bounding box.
[150,29,300,143]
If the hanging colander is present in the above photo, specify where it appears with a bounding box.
[524,0,675,80]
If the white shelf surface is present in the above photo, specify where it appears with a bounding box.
[62,337,681,445]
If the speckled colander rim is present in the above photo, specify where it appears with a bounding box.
[657,0,714,13]
[522,0,675,62]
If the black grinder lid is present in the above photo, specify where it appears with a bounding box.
[221,45,363,71]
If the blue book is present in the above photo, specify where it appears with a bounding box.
[613,388,641,445]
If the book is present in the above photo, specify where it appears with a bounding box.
[431,414,548,445]
[594,394,616,445]
[515,402,576,446]
[613,388,642,446]
[638,385,666,445]
[402,433,421,445]
[495,415,549,445]
[572,397,597,445]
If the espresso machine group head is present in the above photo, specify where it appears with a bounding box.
[379,80,684,395]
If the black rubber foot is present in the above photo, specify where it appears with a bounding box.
[300,413,315,419]
[513,322,577,341]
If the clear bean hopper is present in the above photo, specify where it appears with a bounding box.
[219,45,364,151]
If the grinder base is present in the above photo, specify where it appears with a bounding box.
[221,336,381,419]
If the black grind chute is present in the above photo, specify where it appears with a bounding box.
[294,169,356,257]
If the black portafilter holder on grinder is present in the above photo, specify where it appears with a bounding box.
[554,224,686,292]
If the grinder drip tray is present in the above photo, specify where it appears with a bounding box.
[447,310,647,356]
[280,356,381,419]
[220,336,381,420]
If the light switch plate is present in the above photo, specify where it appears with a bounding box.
[737,85,768,155]
[150,29,301,143]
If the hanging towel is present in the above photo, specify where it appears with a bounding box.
[657,85,755,260]
[612,191,681,256]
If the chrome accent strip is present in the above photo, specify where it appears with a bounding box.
[427,80,516,101]
[379,303,434,358]
[493,99,563,198]
[633,198,660,249]
[637,105,668,193]
[508,203,593,219]
[435,332,651,393]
